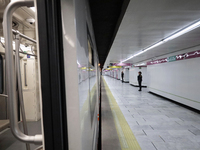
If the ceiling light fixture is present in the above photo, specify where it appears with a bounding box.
[163,20,200,42]
[120,20,200,63]
[143,41,164,52]
[0,37,5,43]
[30,7,35,12]
[77,60,80,66]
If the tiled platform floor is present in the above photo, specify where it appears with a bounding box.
[103,76,200,150]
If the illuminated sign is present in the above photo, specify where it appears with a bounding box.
[109,66,122,68]
[147,50,200,65]
[105,68,112,70]
[167,56,176,62]
[147,58,167,65]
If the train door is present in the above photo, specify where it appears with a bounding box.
[0,52,9,132]
[37,0,100,149]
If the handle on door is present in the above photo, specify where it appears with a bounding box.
[24,63,27,86]
[3,0,42,144]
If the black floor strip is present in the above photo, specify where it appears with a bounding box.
[149,91,200,114]
[98,77,102,150]
[159,136,165,142]
[151,142,158,150]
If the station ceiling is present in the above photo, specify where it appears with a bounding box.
[90,0,200,69]
[89,0,130,69]
[103,0,200,68]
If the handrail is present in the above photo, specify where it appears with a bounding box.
[12,29,37,43]
[0,94,8,98]
[15,33,30,150]
[3,0,42,144]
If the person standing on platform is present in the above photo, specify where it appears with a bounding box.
[138,71,142,91]
[121,71,124,83]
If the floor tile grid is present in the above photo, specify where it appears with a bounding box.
[103,76,200,150]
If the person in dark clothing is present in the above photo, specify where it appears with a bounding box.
[121,71,124,83]
[138,71,142,91]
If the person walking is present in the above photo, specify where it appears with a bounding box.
[121,71,124,83]
[138,71,142,91]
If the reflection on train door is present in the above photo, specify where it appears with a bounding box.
[87,28,97,127]
[0,54,3,94]
[0,54,6,120]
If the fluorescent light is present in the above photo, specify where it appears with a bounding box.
[134,62,146,66]
[121,51,145,63]
[77,60,81,66]
[124,66,130,68]
[121,19,200,63]
[134,51,145,56]
[30,7,35,12]
[143,41,164,52]
[121,42,163,63]
[164,20,200,42]
[13,41,15,50]
[0,37,5,43]
[121,55,134,63]
[77,61,80,65]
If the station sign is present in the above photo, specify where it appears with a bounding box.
[147,58,167,65]
[109,66,122,68]
[147,50,200,65]
[167,56,176,62]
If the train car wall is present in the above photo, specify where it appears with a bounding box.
[21,57,41,121]
[147,46,200,110]
[60,0,99,149]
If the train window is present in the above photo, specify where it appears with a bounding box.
[0,54,3,94]
[88,40,94,66]
[87,26,94,66]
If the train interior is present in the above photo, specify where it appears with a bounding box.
[0,1,43,150]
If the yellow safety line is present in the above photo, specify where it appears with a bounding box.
[103,77,141,150]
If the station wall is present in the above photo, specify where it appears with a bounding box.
[129,67,147,86]
[124,68,129,82]
[104,46,200,111]
[147,46,200,110]
[118,69,121,80]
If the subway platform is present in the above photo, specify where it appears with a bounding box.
[101,76,200,150]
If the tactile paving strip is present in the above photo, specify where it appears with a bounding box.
[103,78,141,150]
